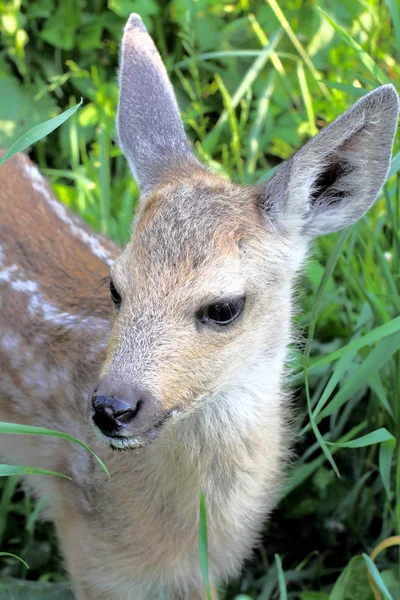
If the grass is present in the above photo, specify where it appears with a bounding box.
[0,0,399,598]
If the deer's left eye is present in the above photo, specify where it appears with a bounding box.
[110,280,122,306]
[197,297,245,327]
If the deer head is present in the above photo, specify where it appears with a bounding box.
[89,14,398,449]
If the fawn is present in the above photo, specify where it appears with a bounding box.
[0,12,398,600]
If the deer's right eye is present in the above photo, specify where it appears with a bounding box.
[110,280,122,306]
[196,296,245,328]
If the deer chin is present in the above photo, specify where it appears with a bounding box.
[93,407,181,451]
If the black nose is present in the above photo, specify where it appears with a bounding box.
[91,394,142,435]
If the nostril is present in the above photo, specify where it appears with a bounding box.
[91,394,143,431]
[116,400,142,424]
[92,395,132,416]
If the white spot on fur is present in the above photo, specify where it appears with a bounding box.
[28,290,109,330]
[0,264,18,282]
[22,162,115,267]
[2,259,109,332]
[1,333,21,352]
[12,280,38,293]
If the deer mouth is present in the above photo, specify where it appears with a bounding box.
[95,408,180,450]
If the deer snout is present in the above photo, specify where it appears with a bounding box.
[90,377,163,444]
[91,394,141,434]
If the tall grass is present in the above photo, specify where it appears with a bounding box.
[0,0,399,597]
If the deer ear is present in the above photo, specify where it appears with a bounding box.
[117,14,198,194]
[261,85,399,237]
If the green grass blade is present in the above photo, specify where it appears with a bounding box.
[368,372,394,417]
[0,478,17,547]
[0,100,83,167]
[316,81,368,97]
[319,9,390,84]
[327,428,394,448]
[203,30,282,154]
[307,317,400,373]
[297,62,317,136]
[389,150,400,178]
[317,332,400,422]
[363,554,393,600]
[283,422,366,497]
[303,230,350,477]
[379,438,396,500]
[0,464,71,479]
[248,13,292,96]
[0,422,109,477]
[98,124,111,237]
[246,72,276,179]
[173,50,278,68]
[312,348,358,421]
[198,491,212,600]
[26,497,48,534]
[385,0,400,51]
[0,552,29,570]
[265,0,330,99]
[274,554,287,600]
[215,74,245,183]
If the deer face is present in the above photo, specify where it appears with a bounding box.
[91,173,299,448]
[89,14,398,449]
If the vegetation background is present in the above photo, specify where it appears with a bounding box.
[0,0,400,598]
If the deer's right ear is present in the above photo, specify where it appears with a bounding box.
[117,14,197,194]
[260,85,399,238]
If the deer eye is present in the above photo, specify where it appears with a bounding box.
[110,279,122,306]
[197,297,245,327]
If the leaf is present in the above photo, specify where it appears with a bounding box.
[0,76,58,148]
[40,3,80,50]
[0,101,83,168]
[317,333,400,421]
[327,428,394,449]
[265,0,330,98]
[379,439,396,499]
[0,478,17,547]
[0,553,29,570]
[78,15,105,51]
[308,317,400,373]
[202,30,283,153]
[297,62,317,136]
[283,423,366,497]
[312,347,358,420]
[0,422,109,477]
[246,72,276,178]
[0,465,70,479]
[316,81,368,97]
[388,150,400,178]
[385,0,400,51]
[274,554,287,600]
[198,491,211,600]
[319,9,390,85]
[330,555,374,600]
[363,554,394,600]
[303,230,350,477]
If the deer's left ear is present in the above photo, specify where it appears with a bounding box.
[261,85,399,237]
[117,14,199,195]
